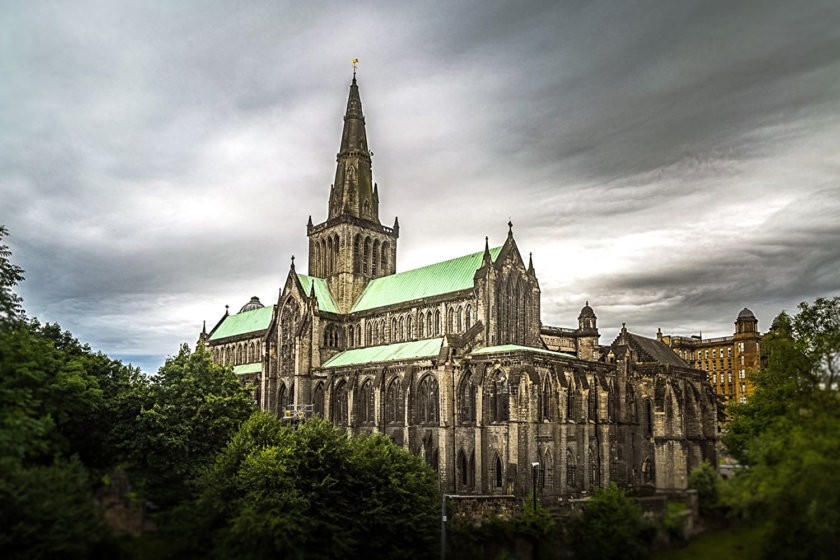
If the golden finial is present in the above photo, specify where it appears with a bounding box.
[352,58,359,77]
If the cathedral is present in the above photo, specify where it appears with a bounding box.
[199,75,718,501]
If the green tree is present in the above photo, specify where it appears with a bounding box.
[169,412,440,560]
[688,460,720,517]
[723,297,840,559]
[567,482,652,560]
[127,343,256,508]
[0,226,24,323]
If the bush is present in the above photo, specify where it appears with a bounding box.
[688,461,720,516]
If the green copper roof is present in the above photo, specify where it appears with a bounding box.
[209,306,273,341]
[233,363,262,375]
[297,274,340,313]
[322,338,444,368]
[351,247,502,312]
[470,344,576,359]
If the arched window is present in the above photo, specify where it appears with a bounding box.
[355,324,361,347]
[391,317,397,343]
[541,376,554,421]
[418,312,425,338]
[372,239,380,276]
[313,383,325,417]
[427,312,433,337]
[333,235,340,273]
[459,370,477,425]
[588,387,597,421]
[332,380,348,425]
[278,383,289,416]
[353,235,361,273]
[567,389,577,422]
[642,457,654,485]
[348,325,355,348]
[493,453,504,488]
[379,320,385,345]
[645,399,653,436]
[384,378,403,423]
[447,307,455,333]
[543,449,554,489]
[456,306,463,332]
[381,243,388,273]
[589,448,599,488]
[566,450,577,488]
[359,379,375,423]
[363,237,371,274]
[456,449,475,491]
[406,315,413,339]
[321,239,327,275]
[465,304,472,330]
[366,322,372,345]
[434,309,441,335]
[489,369,509,422]
[417,375,439,424]
[398,316,405,341]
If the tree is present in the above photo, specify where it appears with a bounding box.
[723,297,840,559]
[168,412,440,560]
[0,226,24,323]
[688,461,719,517]
[567,483,652,560]
[126,344,256,508]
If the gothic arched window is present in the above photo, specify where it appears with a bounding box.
[567,449,577,489]
[372,239,380,276]
[313,383,325,418]
[465,304,472,330]
[363,237,371,274]
[434,309,441,335]
[447,307,455,333]
[406,315,413,340]
[489,369,509,422]
[459,370,477,425]
[359,379,375,423]
[541,376,554,422]
[384,377,403,423]
[391,317,397,343]
[417,375,439,424]
[353,235,361,273]
[278,383,289,416]
[493,453,504,488]
[642,456,654,485]
[332,380,348,425]
[427,312,433,337]
[589,448,599,488]
[543,449,554,489]
[418,312,425,338]
[381,243,388,273]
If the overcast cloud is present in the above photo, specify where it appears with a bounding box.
[2,0,839,372]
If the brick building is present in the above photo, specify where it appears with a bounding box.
[201,76,718,500]
[658,309,762,405]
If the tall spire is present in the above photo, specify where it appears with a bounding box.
[328,75,378,223]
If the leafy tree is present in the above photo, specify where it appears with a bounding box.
[688,460,720,517]
[567,482,652,560]
[169,412,440,560]
[723,297,840,559]
[0,226,24,323]
[126,344,256,508]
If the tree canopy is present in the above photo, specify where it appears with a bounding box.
[723,297,840,559]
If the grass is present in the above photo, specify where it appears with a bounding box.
[653,524,767,560]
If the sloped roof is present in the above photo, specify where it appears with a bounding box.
[209,306,274,341]
[297,274,340,313]
[351,247,502,312]
[233,363,262,375]
[322,338,444,368]
[627,333,690,367]
[470,344,576,359]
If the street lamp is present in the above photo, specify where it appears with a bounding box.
[531,462,540,512]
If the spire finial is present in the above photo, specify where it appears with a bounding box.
[528,252,534,274]
[225,304,229,316]
[352,58,359,81]
[290,255,295,270]
[586,300,589,306]
[202,320,207,334]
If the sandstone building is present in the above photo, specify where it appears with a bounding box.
[200,76,718,501]
[658,309,762,405]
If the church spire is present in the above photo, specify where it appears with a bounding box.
[328,75,378,223]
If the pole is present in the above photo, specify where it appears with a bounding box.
[533,465,537,511]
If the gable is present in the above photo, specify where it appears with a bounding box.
[296,273,340,313]
[351,246,503,312]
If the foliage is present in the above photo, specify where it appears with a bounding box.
[0,456,104,560]
[723,297,840,559]
[167,412,440,560]
[567,482,653,560]
[688,460,720,516]
[653,524,767,560]
[0,225,24,323]
[125,343,256,509]
[662,501,687,540]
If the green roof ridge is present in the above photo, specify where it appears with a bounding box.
[233,363,262,375]
[322,338,444,368]
[351,246,502,312]
[209,305,273,341]
[297,274,340,313]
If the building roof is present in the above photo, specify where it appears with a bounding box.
[297,274,340,313]
[351,246,503,312]
[233,363,262,375]
[738,307,756,319]
[239,296,265,313]
[322,338,444,368]
[470,344,576,359]
[209,306,274,341]
[626,333,690,367]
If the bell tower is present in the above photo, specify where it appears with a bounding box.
[307,75,399,313]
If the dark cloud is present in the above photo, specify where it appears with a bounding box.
[2,0,839,371]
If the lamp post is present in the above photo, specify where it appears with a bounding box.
[531,461,540,512]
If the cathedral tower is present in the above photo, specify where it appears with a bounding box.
[307,76,399,312]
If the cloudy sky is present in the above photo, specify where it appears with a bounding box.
[2,1,839,372]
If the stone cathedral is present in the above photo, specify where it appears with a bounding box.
[199,76,718,501]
